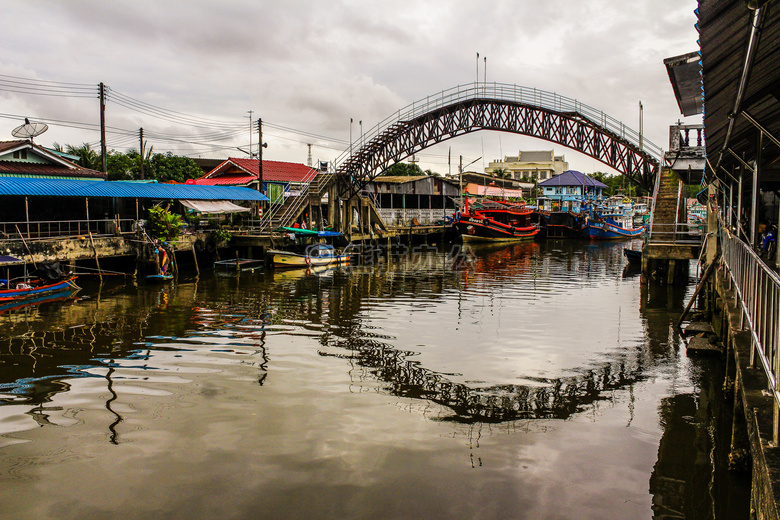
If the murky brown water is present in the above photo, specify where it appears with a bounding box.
[0,239,749,519]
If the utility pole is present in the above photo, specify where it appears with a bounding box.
[257,118,267,193]
[638,101,644,151]
[247,110,254,158]
[459,155,463,210]
[139,127,145,180]
[99,82,107,173]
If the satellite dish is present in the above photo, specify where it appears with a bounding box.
[12,118,48,141]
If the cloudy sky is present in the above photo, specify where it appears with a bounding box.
[1,0,700,175]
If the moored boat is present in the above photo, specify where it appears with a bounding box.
[454,199,539,243]
[0,258,79,302]
[268,244,351,269]
[582,212,645,239]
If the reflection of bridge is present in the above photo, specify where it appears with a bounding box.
[320,334,646,423]
[334,83,662,192]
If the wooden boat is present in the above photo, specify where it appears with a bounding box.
[538,210,584,238]
[454,198,539,243]
[0,288,79,314]
[268,244,351,269]
[0,275,79,301]
[0,258,79,302]
[582,213,645,240]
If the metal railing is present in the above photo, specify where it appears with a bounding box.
[646,223,705,245]
[254,168,329,232]
[720,221,780,436]
[377,208,450,227]
[0,219,137,241]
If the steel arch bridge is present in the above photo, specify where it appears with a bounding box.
[333,83,663,192]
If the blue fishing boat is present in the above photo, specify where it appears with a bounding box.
[582,213,645,240]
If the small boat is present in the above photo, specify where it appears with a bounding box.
[623,248,642,263]
[582,213,645,240]
[0,288,79,314]
[268,244,351,269]
[146,273,174,283]
[0,258,79,302]
[454,198,539,243]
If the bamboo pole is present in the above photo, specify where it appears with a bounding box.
[88,230,103,282]
[15,225,37,269]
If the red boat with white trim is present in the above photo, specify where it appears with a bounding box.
[454,198,540,243]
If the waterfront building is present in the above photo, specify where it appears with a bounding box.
[362,175,459,226]
[537,170,606,212]
[0,139,105,181]
[195,158,317,204]
[486,150,569,182]
[454,171,533,194]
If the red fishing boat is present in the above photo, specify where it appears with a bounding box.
[454,198,539,243]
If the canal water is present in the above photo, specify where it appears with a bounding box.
[0,239,749,519]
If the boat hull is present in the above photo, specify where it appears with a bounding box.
[269,250,351,269]
[582,221,645,239]
[456,218,539,243]
[539,211,583,238]
[0,276,79,302]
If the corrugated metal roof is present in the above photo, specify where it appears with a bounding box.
[538,170,607,188]
[699,0,780,185]
[0,177,269,201]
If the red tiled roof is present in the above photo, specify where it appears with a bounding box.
[199,158,318,184]
[0,140,27,153]
[195,173,255,186]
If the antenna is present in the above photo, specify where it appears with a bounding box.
[307,144,312,167]
[11,118,48,142]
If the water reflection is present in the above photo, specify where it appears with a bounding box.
[0,239,749,519]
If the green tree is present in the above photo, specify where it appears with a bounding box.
[491,167,512,179]
[107,151,138,180]
[148,152,203,183]
[146,204,183,241]
[381,162,425,176]
[66,143,101,170]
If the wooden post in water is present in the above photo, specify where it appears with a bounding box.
[191,242,200,275]
[88,230,103,282]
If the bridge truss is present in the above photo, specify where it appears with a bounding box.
[333,83,663,193]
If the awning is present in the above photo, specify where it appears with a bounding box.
[180,200,251,214]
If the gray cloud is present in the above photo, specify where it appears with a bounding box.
[1,0,700,173]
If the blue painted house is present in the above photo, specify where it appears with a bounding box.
[538,170,606,211]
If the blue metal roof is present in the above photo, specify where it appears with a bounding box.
[538,170,607,188]
[0,177,269,201]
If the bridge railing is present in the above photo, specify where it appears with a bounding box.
[335,82,663,172]
[719,219,780,438]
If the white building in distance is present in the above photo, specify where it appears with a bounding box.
[485,150,569,182]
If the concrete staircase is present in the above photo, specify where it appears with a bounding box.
[649,168,683,241]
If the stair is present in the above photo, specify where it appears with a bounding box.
[649,169,684,240]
